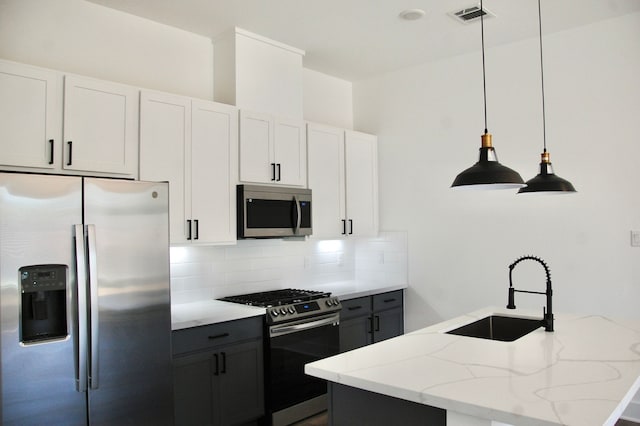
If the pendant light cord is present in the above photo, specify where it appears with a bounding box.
[480,0,488,134]
[537,0,547,153]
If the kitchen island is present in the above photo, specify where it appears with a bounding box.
[305,307,640,426]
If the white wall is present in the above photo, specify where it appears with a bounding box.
[303,68,353,129]
[353,12,640,331]
[0,0,214,99]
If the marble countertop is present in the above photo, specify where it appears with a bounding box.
[304,280,407,301]
[171,281,407,330]
[305,307,640,426]
[171,300,266,330]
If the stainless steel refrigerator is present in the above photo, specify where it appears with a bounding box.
[0,172,173,425]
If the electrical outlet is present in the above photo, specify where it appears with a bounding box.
[631,231,640,247]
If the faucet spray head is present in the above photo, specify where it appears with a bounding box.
[507,287,516,309]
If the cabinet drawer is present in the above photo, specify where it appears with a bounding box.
[372,290,403,312]
[340,296,372,321]
[173,316,263,356]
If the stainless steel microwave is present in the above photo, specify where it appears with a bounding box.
[237,185,312,238]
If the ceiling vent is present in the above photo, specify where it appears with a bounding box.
[449,5,496,24]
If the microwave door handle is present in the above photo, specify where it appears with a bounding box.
[293,195,301,234]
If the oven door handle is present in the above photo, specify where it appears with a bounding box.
[269,313,340,338]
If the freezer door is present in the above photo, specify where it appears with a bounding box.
[0,173,87,425]
[83,178,173,425]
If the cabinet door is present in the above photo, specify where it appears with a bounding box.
[339,316,372,352]
[191,100,238,244]
[373,307,404,344]
[173,352,216,426]
[63,75,138,177]
[239,110,273,183]
[306,123,346,238]
[345,130,378,237]
[274,117,306,186]
[139,91,191,244]
[215,340,264,426]
[0,60,62,170]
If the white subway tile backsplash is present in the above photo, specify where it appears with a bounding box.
[170,231,407,303]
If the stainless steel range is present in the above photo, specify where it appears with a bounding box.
[219,289,341,426]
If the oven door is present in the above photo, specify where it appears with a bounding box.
[267,313,340,421]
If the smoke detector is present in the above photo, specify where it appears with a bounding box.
[399,9,426,21]
[449,4,496,24]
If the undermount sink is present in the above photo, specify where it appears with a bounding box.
[446,315,543,342]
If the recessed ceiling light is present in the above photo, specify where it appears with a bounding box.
[399,9,426,21]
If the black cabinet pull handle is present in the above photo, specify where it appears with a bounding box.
[67,141,73,166]
[384,298,396,303]
[49,139,54,164]
[187,220,192,240]
[348,306,363,311]
[213,353,219,376]
[208,332,229,340]
[374,315,380,332]
[221,352,227,374]
[276,163,281,181]
[342,219,347,235]
[271,163,276,181]
[194,219,199,240]
[348,219,353,235]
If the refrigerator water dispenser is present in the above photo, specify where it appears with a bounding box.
[19,264,68,344]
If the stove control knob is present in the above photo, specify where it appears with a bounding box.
[288,307,295,314]
[280,307,288,315]
[270,309,279,317]
[333,298,340,306]
[325,299,333,307]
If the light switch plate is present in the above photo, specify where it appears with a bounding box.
[631,231,640,247]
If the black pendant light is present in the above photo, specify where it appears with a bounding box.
[451,0,525,190]
[518,0,576,194]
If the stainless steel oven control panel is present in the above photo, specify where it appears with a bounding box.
[266,296,341,324]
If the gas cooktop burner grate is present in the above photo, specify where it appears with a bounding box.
[218,288,330,307]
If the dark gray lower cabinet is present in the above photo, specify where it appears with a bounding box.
[172,316,264,426]
[328,383,445,426]
[339,290,404,352]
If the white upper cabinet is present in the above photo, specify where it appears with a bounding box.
[191,99,238,244]
[139,91,190,244]
[0,60,62,170]
[140,90,237,245]
[0,60,139,178]
[306,123,346,238]
[307,123,378,239]
[63,75,138,177]
[239,110,306,187]
[274,116,306,186]
[344,130,379,238]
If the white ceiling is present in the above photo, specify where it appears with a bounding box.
[86,0,640,81]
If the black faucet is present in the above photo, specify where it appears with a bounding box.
[506,255,554,332]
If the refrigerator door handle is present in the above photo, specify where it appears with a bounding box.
[87,224,100,390]
[74,224,89,393]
